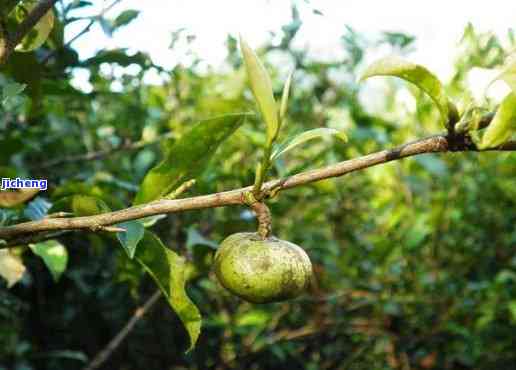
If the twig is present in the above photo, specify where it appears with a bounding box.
[4,230,72,247]
[41,0,123,65]
[82,290,162,370]
[0,133,515,243]
[0,0,58,65]
[97,225,126,233]
[37,132,175,169]
[44,211,73,219]
[163,179,196,199]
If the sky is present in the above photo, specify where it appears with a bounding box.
[67,0,515,98]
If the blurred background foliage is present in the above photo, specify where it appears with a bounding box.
[1,1,516,369]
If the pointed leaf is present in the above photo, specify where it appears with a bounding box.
[491,54,516,92]
[15,1,55,52]
[279,71,293,123]
[478,93,516,149]
[239,36,279,144]
[113,10,139,28]
[134,113,248,204]
[270,128,347,161]
[116,221,144,259]
[0,249,25,288]
[360,56,451,126]
[136,231,201,351]
[29,240,68,282]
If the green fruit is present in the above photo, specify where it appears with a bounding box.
[214,232,312,303]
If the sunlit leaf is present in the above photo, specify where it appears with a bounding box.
[136,231,201,351]
[490,54,516,93]
[478,93,516,149]
[15,0,55,52]
[279,71,293,124]
[116,221,144,259]
[236,309,270,327]
[0,249,25,288]
[29,240,68,282]
[270,128,347,161]
[0,189,39,208]
[239,36,279,144]
[134,113,248,204]
[140,214,167,228]
[360,56,452,127]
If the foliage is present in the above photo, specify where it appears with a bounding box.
[1,2,516,370]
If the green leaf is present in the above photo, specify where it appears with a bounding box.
[270,128,348,161]
[490,54,516,92]
[509,301,516,322]
[14,0,55,52]
[140,214,167,228]
[29,240,68,282]
[2,82,26,106]
[360,56,451,127]
[279,71,293,124]
[239,36,279,144]
[478,93,516,149]
[134,113,248,204]
[116,221,144,259]
[71,195,111,216]
[136,231,201,351]
[186,226,218,250]
[113,10,140,28]
[83,49,152,68]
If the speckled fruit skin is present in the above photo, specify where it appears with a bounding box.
[214,232,313,303]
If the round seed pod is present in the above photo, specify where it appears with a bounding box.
[214,232,312,303]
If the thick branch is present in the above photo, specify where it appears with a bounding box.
[0,134,448,241]
[0,134,514,243]
[0,0,58,65]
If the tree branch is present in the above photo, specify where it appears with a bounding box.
[83,290,162,370]
[0,0,58,65]
[37,132,175,169]
[41,0,123,65]
[0,133,514,244]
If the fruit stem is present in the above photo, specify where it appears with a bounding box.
[243,192,272,239]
